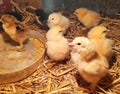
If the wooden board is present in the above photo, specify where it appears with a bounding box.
[0,30,45,84]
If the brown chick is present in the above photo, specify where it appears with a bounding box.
[69,37,109,90]
[0,14,29,49]
[74,8,101,28]
[88,26,114,61]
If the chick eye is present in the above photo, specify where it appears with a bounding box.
[77,43,81,45]
[59,30,62,32]
[102,30,106,34]
[75,12,78,14]
[51,18,54,20]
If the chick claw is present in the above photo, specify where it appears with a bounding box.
[16,46,25,52]
[9,45,25,52]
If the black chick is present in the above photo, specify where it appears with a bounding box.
[35,9,47,23]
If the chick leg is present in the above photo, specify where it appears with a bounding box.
[16,44,23,49]
[9,43,24,51]
[15,43,25,51]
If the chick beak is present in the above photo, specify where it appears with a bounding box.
[106,29,110,33]
[69,43,74,48]
[47,20,50,23]
[73,11,76,15]
[105,29,110,36]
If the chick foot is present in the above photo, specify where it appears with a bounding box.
[16,46,25,51]
[9,45,25,52]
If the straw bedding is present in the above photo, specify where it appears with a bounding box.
[0,13,119,94]
[0,1,120,93]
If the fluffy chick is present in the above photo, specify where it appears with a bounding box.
[88,26,114,61]
[46,26,70,61]
[0,14,29,49]
[74,8,101,28]
[69,37,109,90]
[47,12,70,34]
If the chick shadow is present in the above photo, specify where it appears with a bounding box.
[109,53,117,68]
[74,71,115,93]
[96,73,114,92]
[94,53,117,92]
[74,73,91,91]
[0,22,4,31]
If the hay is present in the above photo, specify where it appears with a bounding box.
[0,14,119,94]
[0,1,120,93]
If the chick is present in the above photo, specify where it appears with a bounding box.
[74,8,101,28]
[0,14,29,49]
[69,37,109,90]
[47,12,70,34]
[46,26,70,61]
[88,26,114,61]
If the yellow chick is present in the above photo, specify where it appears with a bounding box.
[74,8,101,28]
[47,12,70,34]
[46,26,70,61]
[0,14,29,49]
[88,26,114,61]
[69,37,109,90]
